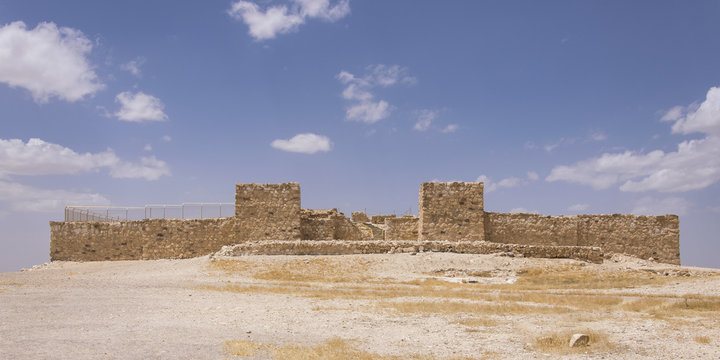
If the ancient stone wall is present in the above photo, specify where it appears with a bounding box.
[577,215,680,265]
[217,240,604,264]
[351,212,370,223]
[50,218,241,261]
[484,212,578,246]
[384,216,419,240]
[418,182,484,241]
[371,215,396,224]
[235,183,301,240]
[49,181,681,264]
[300,209,367,240]
[483,212,680,264]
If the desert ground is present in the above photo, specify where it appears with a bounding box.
[1,252,719,359]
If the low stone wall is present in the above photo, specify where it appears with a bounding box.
[371,215,396,224]
[385,216,419,240]
[578,215,679,265]
[215,240,603,263]
[50,218,241,261]
[484,212,578,246]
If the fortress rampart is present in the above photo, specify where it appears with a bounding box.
[50,182,680,264]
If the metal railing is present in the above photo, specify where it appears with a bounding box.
[64,203,234,222]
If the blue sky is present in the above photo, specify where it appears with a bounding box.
[1,0,719,271]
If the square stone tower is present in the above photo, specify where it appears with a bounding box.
[418,182,484,241]
[235,183,301,240]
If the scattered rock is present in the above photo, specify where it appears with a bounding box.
[569,333,589,348]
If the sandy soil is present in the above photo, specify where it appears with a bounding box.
[1,252,719,359]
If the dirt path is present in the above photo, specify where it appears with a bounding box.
[1,253,719,359]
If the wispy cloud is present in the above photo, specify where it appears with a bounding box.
[547,87,720,193]
[476,174,522,192]
[413,109,437,131]
[337,65,414,124]
[441,124,459,133]
[631,196,690,216]
[0,180,109,212]
[271,133,332,154]
[228,0,350,41]
[115,91,168,122]
[0,138,170,180]
[0,21,104,103]
[121,57,145,77]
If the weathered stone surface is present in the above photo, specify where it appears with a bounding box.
[418,182,484,241]
[49,181,680,264]
[300,209,367,241]
[215,240,604,263]
[351,212,370,223]
[485,212,577,246]
[385,216,419,240]
[577,214,680,265]
[569,333,589,348]
[234,183,301,240]
[50,217,242,261]
[371,214,396,224]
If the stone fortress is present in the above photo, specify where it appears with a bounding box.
[50,182,680,264]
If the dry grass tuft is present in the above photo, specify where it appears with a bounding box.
[533,330,614,354]
[271,338,379,360]
[381,300,569,315]
[694,336,711,344]
[253,258,370,283]
[514,265,672,290]
[209,257,371,283]
[209,259,253,274]
[224,339,264,356]
[223,337,474,360]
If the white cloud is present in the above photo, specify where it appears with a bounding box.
[547,87,720,193]
[660,105,685,122]
[121,57,145,77]
[109,156,171,180]
[337,65,413,124]
[228,0,349,41]
[162,135,172,142]
[346,101,392,124]
[0,138,170,180]
[143,144,152,151]
[0,180,109,212]
[271,133,332,154]
[476,174,522,192]
[631,196,690,216]
[666,87,720,136]
[441,124,459,133]
[567,203,589,212]
[114,91,168,122]
[527,171,539,181]
[589,131,607,141]
[413,109,437,131]
[0,21,104,103]
[295,0,350,20]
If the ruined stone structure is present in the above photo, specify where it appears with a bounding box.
[50,182,680,264]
